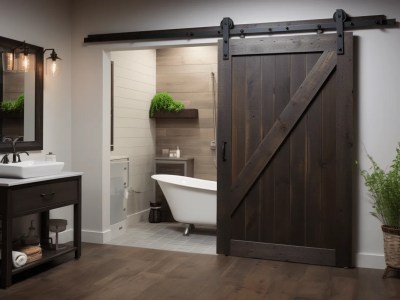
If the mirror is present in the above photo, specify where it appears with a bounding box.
[0,36,43,152]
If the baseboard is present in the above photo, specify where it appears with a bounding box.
[127,208,150,226]
[80,210,149,244]
[110,220,127,239]
[356,252,386,269]
[82,228,112,244]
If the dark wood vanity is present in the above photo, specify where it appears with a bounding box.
[0,172,82,288]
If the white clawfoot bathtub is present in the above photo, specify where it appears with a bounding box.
[151,174,217,236]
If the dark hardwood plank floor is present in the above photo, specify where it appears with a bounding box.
[0,243,398,300]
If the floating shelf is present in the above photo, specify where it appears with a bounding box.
[152,109,198,119]
[0,111,23,119]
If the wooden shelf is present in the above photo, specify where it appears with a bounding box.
[11,245,76,275]
[152,109,198,119]
[0,111,23,119]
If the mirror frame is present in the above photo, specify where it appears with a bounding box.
[0,36,43,152]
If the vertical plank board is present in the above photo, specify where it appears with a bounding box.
[334,33,353,267]
[260,54,276,243]
[289,53,307,246]
[244,56,262,242]
[305,52,323,247]
[217,41,233,255]
[231,56,246,241]
[273,54,291,244]
[320,69,337,249]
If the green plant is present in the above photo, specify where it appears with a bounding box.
[361,144,400,227]
[1,94,24,113]
[149,92,184,117]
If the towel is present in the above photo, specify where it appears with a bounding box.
[18,245,42,256]
[12,251,28,268]
[27,252,42,263]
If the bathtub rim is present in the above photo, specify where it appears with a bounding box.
[151,174,217,192]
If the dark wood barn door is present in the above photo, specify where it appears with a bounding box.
[217,33,353,267]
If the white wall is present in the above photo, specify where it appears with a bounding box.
[71,0,400,268]
[111,50,156,217]
[1,0,73,237]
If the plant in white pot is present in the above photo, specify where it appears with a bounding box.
[361,144,400,278]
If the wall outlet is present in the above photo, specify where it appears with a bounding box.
[210,140,216,150]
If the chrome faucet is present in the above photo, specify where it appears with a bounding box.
[1,136,29,163]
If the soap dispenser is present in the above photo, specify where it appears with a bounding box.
[176,146,181,158]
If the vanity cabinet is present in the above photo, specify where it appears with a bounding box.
[154,157,194,222]
[0,172,82,288]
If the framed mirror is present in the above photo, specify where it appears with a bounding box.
[0,36,43,152]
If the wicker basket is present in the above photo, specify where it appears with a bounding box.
[382,225,400,269]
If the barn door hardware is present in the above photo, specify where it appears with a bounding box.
[221,18,234,60]
[334,9,346,55]
[84,10,396,59]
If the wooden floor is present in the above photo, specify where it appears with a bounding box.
[0,243,399,300]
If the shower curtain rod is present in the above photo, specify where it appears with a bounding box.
[83,11,395,44]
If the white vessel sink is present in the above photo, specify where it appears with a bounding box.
[0,160,64,179]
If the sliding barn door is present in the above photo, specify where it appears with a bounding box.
[217,33,353,267]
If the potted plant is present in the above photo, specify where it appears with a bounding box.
[361,144,400,278]
[149,92,184,118]
[0,94,24,118]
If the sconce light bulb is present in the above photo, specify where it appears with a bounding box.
[23,55,29,71]
[51,61,57,76]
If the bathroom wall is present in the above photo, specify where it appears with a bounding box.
[156,46,218,181]
[1,0,73,238]
[110,50,156,217]
[71,0,400,268]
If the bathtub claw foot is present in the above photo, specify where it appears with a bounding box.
[183,224,195,236]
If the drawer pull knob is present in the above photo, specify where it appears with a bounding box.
[40,192,55,199]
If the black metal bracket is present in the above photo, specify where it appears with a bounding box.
[334,9,347,55]
[221,17,234,60]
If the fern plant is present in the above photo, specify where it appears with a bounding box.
[149,92,184,117]
[1,94,24,113]
[361,144,400,227]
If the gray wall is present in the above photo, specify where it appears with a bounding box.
[71,0,400,268]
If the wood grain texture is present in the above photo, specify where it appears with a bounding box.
[220,33,354,267]
[156,46,218,181]
[229,50,337,215]
[231,239,336,266]
[217,40,232,254]
[0,243,397,299]
[334,32,354,267]
[230,34,337,56]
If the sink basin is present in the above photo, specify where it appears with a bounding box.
[0,160,64,179]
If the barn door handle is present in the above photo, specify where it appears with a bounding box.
[222,141,227,162]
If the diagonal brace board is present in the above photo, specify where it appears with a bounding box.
[229,50,337,216]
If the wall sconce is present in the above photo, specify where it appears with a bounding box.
[44,49,61,76]
[1,41,33,72]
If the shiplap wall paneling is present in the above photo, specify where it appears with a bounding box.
[111,50,156,214]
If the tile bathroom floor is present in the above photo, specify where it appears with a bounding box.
[106,222,216,255]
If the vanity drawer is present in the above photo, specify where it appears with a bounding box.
[11,180,79,216]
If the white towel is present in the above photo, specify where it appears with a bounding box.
[12,251,28,268]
